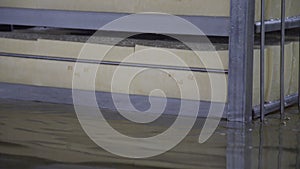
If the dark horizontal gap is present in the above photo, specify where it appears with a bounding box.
[0,52,228,74]
[254,27,300,46]
[0,25,229,43]
[0,27,229,50]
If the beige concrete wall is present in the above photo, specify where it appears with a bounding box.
[264,43,294,101]
[0,0,299,19]
[252,42,298,106]
[0,0,230,16]
[0,56,228,102]
[0,38,228,69]
[0,38,134,61]
[0,38,228,102]
[0,37,298,104]
[255,0,300,20]
[289,42,300,95]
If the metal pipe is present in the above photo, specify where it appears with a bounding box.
[253,94,299,117]
[260,0,266,122]
[254,16,300,33]
[0,52,228,74]
[280,0,286,119]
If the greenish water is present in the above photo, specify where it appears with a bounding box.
[0,99,299,169]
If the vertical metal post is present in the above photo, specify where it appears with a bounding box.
[280,0,286,118]
[260,0,266,122]
[228,0,255,122]
[298,31,300,110]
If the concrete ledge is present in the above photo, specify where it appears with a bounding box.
[0,82,227,118]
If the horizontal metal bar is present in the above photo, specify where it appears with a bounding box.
[0,52,228,74]
[0,7,230,36]
[252,94,298,118]
[255,16,300,33]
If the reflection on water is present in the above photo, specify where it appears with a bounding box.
[0,99,299,169]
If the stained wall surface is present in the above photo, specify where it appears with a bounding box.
[0,0,299,20]
[0,37,299,106]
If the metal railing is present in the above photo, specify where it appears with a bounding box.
[259,0,300,122]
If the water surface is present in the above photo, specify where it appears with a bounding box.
[0,99,299,169]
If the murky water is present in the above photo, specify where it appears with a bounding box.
[0,99,299,169]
